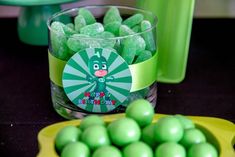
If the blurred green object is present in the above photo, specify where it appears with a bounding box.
[0,0,77,45]
[137,0,195,83]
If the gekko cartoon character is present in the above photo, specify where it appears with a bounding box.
[87,51,114,96]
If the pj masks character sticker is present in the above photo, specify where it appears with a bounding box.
[62,48,132,113]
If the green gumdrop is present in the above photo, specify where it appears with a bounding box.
[74,14,86,32]
[63,24,77,36]
[113,39,122,55]
[79,115,105,131]
[141,124,156,148]
[155,142,186,157]
[188,143,218,157]
[50,21,71,60]
[66,23,75,30]
[78,8,96,25]
[80,23,104,36]
[123,13,144,28]
[61,142,90,157]
[141,20,156,52]
[121,38,136,64]
[135,50,152,63]
[94,31,116,48]
[132,25,141,33]
[135,36,146,55]
[55,126,82,153]
[92,146,122,157]
[180,128,206,148]
[67,34,100,53]
[119,25,135,36]
[104,21,121,36]
[103,6,122,25]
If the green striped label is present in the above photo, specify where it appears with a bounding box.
[62,48,132,113]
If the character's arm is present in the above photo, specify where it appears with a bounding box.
[86,75,96,83]
[106,76,114,82]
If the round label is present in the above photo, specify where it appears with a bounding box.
[62,48,132,113]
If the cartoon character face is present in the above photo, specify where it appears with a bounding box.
[89,53,108,77]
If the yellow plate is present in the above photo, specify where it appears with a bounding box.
[37,114,235,157]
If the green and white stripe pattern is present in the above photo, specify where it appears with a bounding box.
[62,48,132,113]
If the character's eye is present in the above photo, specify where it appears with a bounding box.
[102,64,107,70]
[93,64,99,70]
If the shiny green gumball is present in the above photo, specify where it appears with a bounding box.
[188,142,218,157]
[126,99,154,128]
[79,115,105,131]
[81,125,110,151]
[61,142,90,157]
[154,116,184,143]
[175,114,195,129]
[141,124,156,148]
[180,128,206,148]
[92,146,122,157]
[107,117,141,147]
[55,126,81,152]
[155,142,186,157]
[123,141,153,157]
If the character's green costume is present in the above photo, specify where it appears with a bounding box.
[87,52,114,94]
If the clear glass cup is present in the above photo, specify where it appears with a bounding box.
[47,6,157,119]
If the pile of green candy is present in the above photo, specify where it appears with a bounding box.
[50,6,156,64]
[55,99,218,157]
[50,6,157,117]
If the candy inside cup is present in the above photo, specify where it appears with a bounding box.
[47,6,158,119]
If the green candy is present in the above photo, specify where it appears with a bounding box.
[154,116,184,143]
[80,23,104,36]
[66,23,75,30]
[141,20,156,52]
[79,115,105,131]
[61,142,90,157]
[123,141,153,157]
[126,99,154,128]
[132,25,141,33]
[180,128,206,148]
[141,124,156,148]
[107,117,141,147]
[123,13,144,28]
[135,36,146,55]
[50,21,71,60]
[63,24,77,36]
[74,14,86,32]
[78,8,96,25]
[55,126,82,153]
[67,34,100,53]
[135,50,152,63]
[104,21,121,36]
[119,25,135,36]
[94,31,116,48]
[188,143,218,157]
[81,125,110,151]
[119,25,146,54]
[92,146,122,157]
[103,6,122,25]
[155,142,186,157]
[121,38,137,64]
[174,114,195,129]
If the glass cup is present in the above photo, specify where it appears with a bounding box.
[47,6,158,119]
